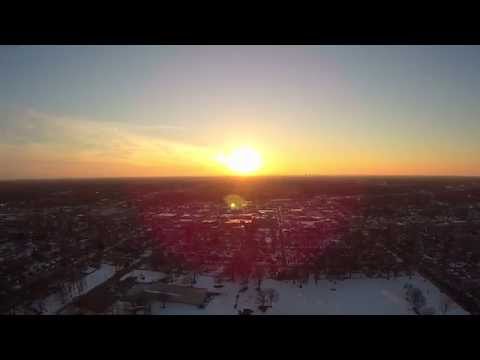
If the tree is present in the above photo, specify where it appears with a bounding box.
[254,265,265,291]
[226,258,236,282]
[156,293,169,309]
[257,288,279,312]
[439,293,452,314]
[406,287,426,313]
[266,288,279,304]
[190,257,202,285]
[257,291,267,310]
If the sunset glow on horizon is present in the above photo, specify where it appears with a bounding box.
[216,147,263,175]
[1,46,480,179]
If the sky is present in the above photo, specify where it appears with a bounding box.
[1,45,480,179]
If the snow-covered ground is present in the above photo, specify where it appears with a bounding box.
[148,273,468,315]
[30,264,117,314]
[82,266,97,275]
[120,269,167,283]
[22,264,468,315]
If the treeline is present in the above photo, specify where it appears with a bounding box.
[1,176,479,206]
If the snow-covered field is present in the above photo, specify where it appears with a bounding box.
[30,264,117,314]
[19,264,468,315]
[149,273,468,315]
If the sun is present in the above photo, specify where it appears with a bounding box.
[217,147,262,175]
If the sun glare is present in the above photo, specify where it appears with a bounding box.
[217,147,262,175]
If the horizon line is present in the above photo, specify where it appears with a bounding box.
[1,174,480,182]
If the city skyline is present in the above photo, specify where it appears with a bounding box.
[1,45,480,179]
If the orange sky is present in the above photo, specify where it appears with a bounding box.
[1,46,480,179]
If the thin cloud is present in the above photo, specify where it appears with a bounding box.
[0,108,217,178]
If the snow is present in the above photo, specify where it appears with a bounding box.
[31,264,117,314]
[148,273,469,315]
[141,249,153,258]
[120,270,167,283]
[82,266,97,275]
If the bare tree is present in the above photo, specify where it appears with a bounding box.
[257,288,279,312]
[440,293,452,314]
[254,265,265,291]
[157,293,169,309]
[406,286,426,313]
